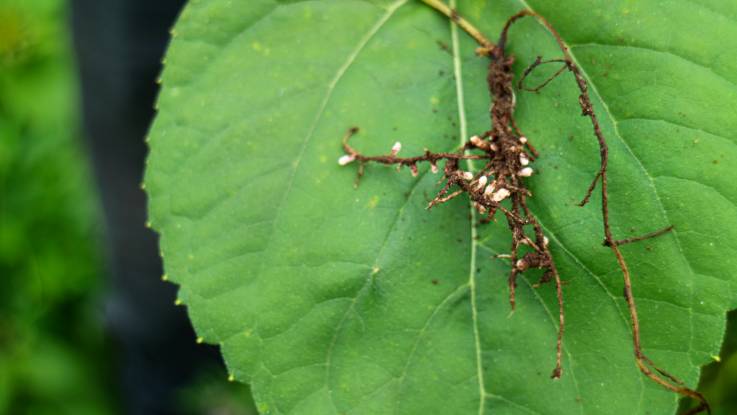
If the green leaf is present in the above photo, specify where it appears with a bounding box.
[145,0,737,413]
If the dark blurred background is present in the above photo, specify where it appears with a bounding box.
[0,0,734,414]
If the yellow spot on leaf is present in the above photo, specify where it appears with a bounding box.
[368,195,380,209]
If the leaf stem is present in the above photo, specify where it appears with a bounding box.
[419,0,495,51]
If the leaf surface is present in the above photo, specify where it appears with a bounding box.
[145,0,737,413]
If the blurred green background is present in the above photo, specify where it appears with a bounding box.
[0,0,733,414]
[0,0,256,414]
[0,0,112,413]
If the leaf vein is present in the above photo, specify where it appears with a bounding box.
[447,2,488,413]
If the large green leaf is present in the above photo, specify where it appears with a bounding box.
[145,0,737,413]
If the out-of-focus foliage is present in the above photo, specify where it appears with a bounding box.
[0,1,257,414]
[176,366,258,415]
[0,0,115,414]
[694,310,737,415]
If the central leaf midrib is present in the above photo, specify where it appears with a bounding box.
[447,2,486,414]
